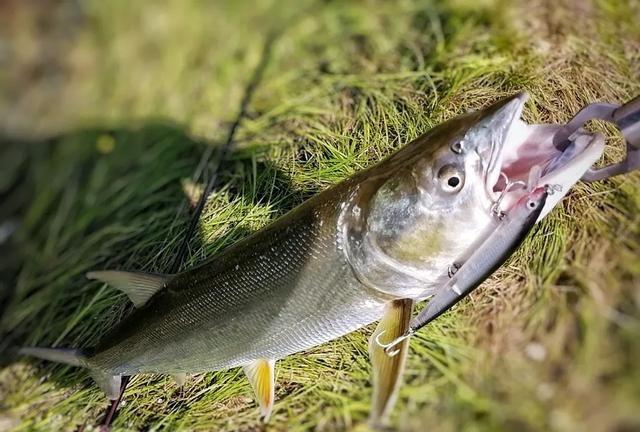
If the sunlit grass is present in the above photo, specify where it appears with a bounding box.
[0,0,638,431]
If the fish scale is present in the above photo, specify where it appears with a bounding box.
[87,189,391,375]
[84,97,526,376]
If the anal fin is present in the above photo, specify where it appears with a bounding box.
[172,373,188,386]
[369,298,413,426]
[86,270,171,307]
[243,359,276,422]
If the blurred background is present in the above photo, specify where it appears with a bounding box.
[0,0,639,431]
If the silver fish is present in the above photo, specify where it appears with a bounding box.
[19,92,607,419]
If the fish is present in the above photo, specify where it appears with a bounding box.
[19,92,606,421]
[368,186,549,423]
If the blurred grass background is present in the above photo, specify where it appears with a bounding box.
[0,0,639,430]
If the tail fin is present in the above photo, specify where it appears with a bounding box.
[19,347,84,366]
[19,347,122,400]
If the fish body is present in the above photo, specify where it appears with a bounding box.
[89,186,391,374]
[84,95,529,376]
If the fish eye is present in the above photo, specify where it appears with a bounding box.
[437,164,465,193]
[527,199,539,210]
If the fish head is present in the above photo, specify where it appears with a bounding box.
[343,92,603,299]
[406,92,528,215]
[343,94,527,297]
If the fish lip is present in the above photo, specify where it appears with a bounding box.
[482,92,529,198]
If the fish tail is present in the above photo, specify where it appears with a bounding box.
[19,347,122,400]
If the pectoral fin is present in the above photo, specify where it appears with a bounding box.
[243,359,276,421]
[369,298,413,426]
[86,270,171,307]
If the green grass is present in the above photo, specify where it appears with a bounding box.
[1,0,639,430]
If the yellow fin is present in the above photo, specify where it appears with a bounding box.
[243,359,276,422]
[369,298,413,426]
[89,370,122,400]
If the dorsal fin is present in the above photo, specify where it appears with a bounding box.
[243,359,276,422]
[86,270,171,307]
[19,347,84,367]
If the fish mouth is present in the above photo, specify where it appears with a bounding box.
[478,92,529,197]
[484,93,605,220]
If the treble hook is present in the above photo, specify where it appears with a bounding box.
[374,329,414,357]
[490,172,526,218]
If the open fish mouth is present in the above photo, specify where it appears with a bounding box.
[485,93,605,220]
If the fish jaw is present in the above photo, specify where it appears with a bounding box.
[464,92,529,198]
